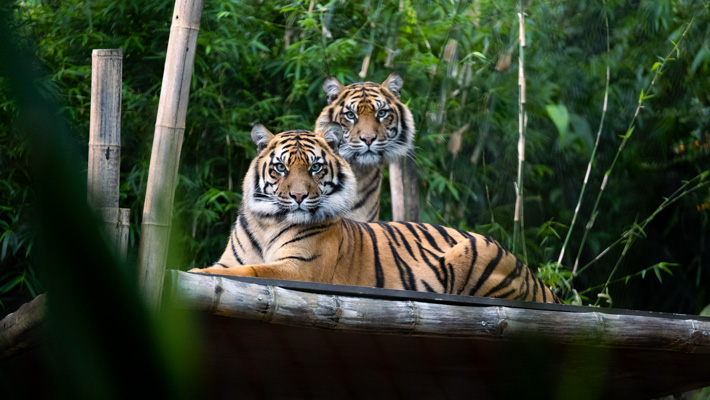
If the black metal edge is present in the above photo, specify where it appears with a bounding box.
[182,271,710,322]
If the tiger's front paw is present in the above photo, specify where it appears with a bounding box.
[188,267,211,274]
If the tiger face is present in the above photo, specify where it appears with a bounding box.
[244,124,356,225]
[316,72,415,167]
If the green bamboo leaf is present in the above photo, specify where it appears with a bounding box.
[654,266,663,283]
[546,104,569,147]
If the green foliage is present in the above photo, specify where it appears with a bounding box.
[1,0,709,314]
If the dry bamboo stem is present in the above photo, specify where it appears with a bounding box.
[389,151,419,222]
[137,0,204,312]
[513,10,527,259]
[88,49,129,261]
[169,271,710,354]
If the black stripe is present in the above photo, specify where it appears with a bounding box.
[238,209,263,257]
[387,238,416,291]
[281,229,329,248]
[365,201,380,222]
[400,222,422,242]
[268,225,297,247]
[439,257,449,293]
[397,103,408,134]
[415,223,444,253]
[469,242,504,296]
[430,224,458,246]
[218,262,229,268]
[457,237,478,295]
[497,289,517,299]
[229,230,244,265]
[482,254,523,298]
[391,224,418,261]
[447,262,456,294]
[352,174,382,211]
[361,223,385,288]
[376,222,401,247]
[276,254,322,262]
[416,241,446,289]
[421,280,436,293]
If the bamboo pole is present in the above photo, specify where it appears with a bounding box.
[513,9,527,259]
[386,1,419,222]
[137,0,204,312]
[88,49,129,261]
[169,271,710,354]
[389,152,419,221]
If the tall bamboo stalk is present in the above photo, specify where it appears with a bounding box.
[88,49,130,262]
[137,0,204,312]
[513,9,527,260]
[387,0,419,222]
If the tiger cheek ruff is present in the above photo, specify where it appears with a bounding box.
[190,126,560,304]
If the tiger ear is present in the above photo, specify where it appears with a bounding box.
[251,124,274,153]
[321,123,344,151]
[382,72,403,99]
[323,76,344,104]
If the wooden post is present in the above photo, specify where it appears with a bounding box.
[389,150,419,221]
[88,49,129,261]
[137,0,204,312]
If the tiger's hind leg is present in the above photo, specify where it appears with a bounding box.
[438,235,531,300]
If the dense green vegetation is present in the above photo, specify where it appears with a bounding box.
[1,0,709,316]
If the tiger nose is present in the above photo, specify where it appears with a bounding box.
[361,134,376,146]
[290,191,308,204]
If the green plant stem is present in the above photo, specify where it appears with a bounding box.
[578,263,664,296]
[573,174,709,279]
[571,17,696,275]
[558,5,610,271]
[593,216,638,306]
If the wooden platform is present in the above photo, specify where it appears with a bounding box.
[168,271,710,399]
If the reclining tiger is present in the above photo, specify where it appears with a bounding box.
[315,72,414,222]
[190,124,560,303]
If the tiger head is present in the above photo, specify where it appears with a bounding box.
[315,72,415,167]
[243,124,356,225]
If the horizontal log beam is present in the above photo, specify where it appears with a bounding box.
[0,294,47,359]
[168,270,710,354]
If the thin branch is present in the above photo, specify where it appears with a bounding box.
[570,17,696,276]
[557,5,610,272]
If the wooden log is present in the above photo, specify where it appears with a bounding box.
[389,149,419,221]
[0,294,48,359]
[168,271,710,354]
[88,49,129,261]
[137,0,204,311]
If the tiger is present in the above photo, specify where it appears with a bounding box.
[190,124,560,304]
[314,72,415,222]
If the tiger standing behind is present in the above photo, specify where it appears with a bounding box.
[190,125,560,304]
[315,72,415,222]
